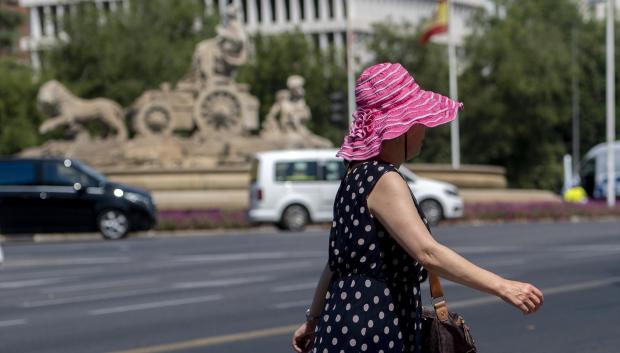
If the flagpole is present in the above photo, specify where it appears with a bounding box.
[448,0,460,169]
[346,0,356,127]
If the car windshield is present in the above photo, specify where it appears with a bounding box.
[72,160,107,184]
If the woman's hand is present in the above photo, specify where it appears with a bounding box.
[292,321,316,353]
[499,279,544,315]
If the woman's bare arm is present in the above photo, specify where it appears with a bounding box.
[308,261,334,318]
[292,261,334,353]
[368,172,543,314]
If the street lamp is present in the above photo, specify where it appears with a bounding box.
[605,0,616,207]
[346,0,355,127]
[588,0,616,207]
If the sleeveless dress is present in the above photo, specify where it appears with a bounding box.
[312,160,429,353]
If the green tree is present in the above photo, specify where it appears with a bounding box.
[0,2,23,54]
[45,0,218,107]
[237,30,347,144]
[0,59,43,155]
[459,0,608,190]
[0,3,42,155]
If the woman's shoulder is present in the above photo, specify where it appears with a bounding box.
[366,167,413,215]
[351,160,402,191]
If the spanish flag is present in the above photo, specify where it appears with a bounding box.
[420,0,449,44]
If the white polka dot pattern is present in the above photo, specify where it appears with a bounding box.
[315,160,428,353]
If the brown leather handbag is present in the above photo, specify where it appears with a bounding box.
[421,273,477,353]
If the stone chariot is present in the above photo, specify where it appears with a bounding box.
[131,79,259,137]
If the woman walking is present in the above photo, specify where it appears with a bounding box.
[292,63,543,353]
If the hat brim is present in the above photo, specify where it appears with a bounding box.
[336,90,462,161]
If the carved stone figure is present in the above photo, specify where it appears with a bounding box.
[37,80,128,141]
[188,5,247,85]
[261,89,290,136]
[261,75,332,148]
[279,75,312,134]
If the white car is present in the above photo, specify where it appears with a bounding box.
[248,149,464,230]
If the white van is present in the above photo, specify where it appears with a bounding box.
[579,141,620,198]
[248,149,464,230]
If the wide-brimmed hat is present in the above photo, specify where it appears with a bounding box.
[336,63,463,161]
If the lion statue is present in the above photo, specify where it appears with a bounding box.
[37,80,128,141]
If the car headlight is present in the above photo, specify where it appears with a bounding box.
[444,188,459,197]
[124,192,151,205]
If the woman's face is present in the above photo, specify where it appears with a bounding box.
[378,124,427,165]
[406,124,426,160]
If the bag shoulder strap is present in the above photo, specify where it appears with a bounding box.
[429,272,450,321]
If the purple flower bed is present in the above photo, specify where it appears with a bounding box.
[452,200,620,223]
[155,201,620,231]
[156,209,250,230]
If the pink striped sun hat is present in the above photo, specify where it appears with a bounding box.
[336,62,463,161]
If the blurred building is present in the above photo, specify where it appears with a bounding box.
[579,0,620,20]
[18,0,489,69]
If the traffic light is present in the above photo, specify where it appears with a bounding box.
[329,90,347,125]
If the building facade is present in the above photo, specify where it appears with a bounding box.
[19,0,490,69]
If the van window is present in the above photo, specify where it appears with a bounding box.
[42,161,94,186]
[275,161,319,182]
[322,160,346,181]
[0,161,36,185]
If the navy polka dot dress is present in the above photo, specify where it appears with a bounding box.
[312,160,429,353]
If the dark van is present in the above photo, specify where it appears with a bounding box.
[0,157,157,240]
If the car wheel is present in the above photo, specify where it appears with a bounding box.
[280,204,309,231]
[419,199,443,226]
[97,209,130,240]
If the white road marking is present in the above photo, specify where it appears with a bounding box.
[537,277,620,296]
[173,276,273,289]
[173,251,323,263]
[0,319,27,328]
[272,282,317,293]
[22,287,171,308]
[272,300,310,309]
[0,267,104,282]
[41,278,158,294]
[449,276,620,309]
[4,257,130,268]
[22,274,272,308]
[481,258,527,267]
[212,261,314,276]
[271,277,620,311]
[559,244,620,259]
[451,246,521,254]
[0,277,68,289]
[89,294,223,315]
[557,244,620,252]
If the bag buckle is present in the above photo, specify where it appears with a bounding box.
[431,296,446,308]
[431,296,450,322]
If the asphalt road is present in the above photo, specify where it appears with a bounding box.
[0,220,619,353]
